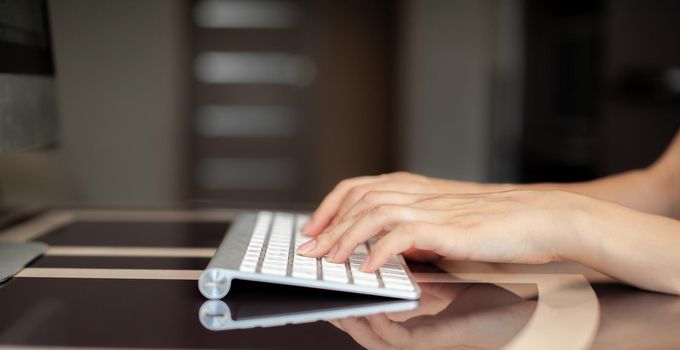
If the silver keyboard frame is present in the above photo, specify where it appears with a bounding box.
[198,212,421,300]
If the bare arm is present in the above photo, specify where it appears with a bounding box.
[299,189,680,295]
[304,130,680,236]
[298,129,680,294]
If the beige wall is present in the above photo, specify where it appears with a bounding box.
[0,0,187,206]
[398,0,499,181]
[0,0,510,206]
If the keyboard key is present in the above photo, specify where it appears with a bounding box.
[321,258,348,283]
[324,270,347,278]
[292,250,317,279]
[239,261,257,272]
[324,273,349,283]
[270,251,289,258]
[230,211,418,298]
[322,258,346,270]
[382,279,415,291]
[261,264,287,276]
[294,266,317,273]
[293,259,316,267]
[379,267,407,277]
[381,276,413,291]
[292,269,317,280]
[351,270,378,281]
[238,211,273,273]
[350,265,379,287]
[381,273,410,282]
[242,254,258,262]
[354,277,379,287]
[265,247,288,254]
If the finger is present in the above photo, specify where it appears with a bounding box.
[338,317,393,350]
[342,191,433,221]
[361,222,447,272]
[332,205,439,263]
[332,181,428,226]
[330,183,387,226]
[366,314,413,349]
[304,176,381,236]
[297,218,356,257]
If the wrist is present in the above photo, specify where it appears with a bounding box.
[552,193,603,264]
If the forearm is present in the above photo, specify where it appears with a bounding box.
[520,168,676,218]
[561,198,680,295]
[434,165,676,218]
[432,170,669,216]
[434,130,680,218]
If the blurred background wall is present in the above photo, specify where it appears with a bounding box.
[0,0,188,206]
[0,0,678,210]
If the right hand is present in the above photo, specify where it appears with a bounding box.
[299,189,583,269]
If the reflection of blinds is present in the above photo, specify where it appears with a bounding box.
[190,0,313,205]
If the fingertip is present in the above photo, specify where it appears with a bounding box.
[359,255,374,272]
[302,229,318,237]
[327,245,338,261]
[302,220,324,236]
[302,225,316,236]
[297,239,317,255]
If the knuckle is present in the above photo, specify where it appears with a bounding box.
[361,190,383,204]
[347,187,364,199]
[371,203,396,216]
[336,178,352,190]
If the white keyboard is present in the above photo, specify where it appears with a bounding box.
[199,211,420,300]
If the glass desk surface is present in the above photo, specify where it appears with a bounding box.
[0,209,678,349]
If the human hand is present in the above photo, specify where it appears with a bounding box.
[301,172,489,238]
[298,189,587,272]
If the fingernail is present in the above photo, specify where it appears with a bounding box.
[328,245,338,261]
[360,256,372,272]
[297,239,316,255]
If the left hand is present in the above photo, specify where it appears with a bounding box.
[301,172,490,237]
[298,189,587,272]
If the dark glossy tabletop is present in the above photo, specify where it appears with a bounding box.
[0,209,678,349]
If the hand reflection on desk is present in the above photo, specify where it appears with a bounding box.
[329,283,537,350]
